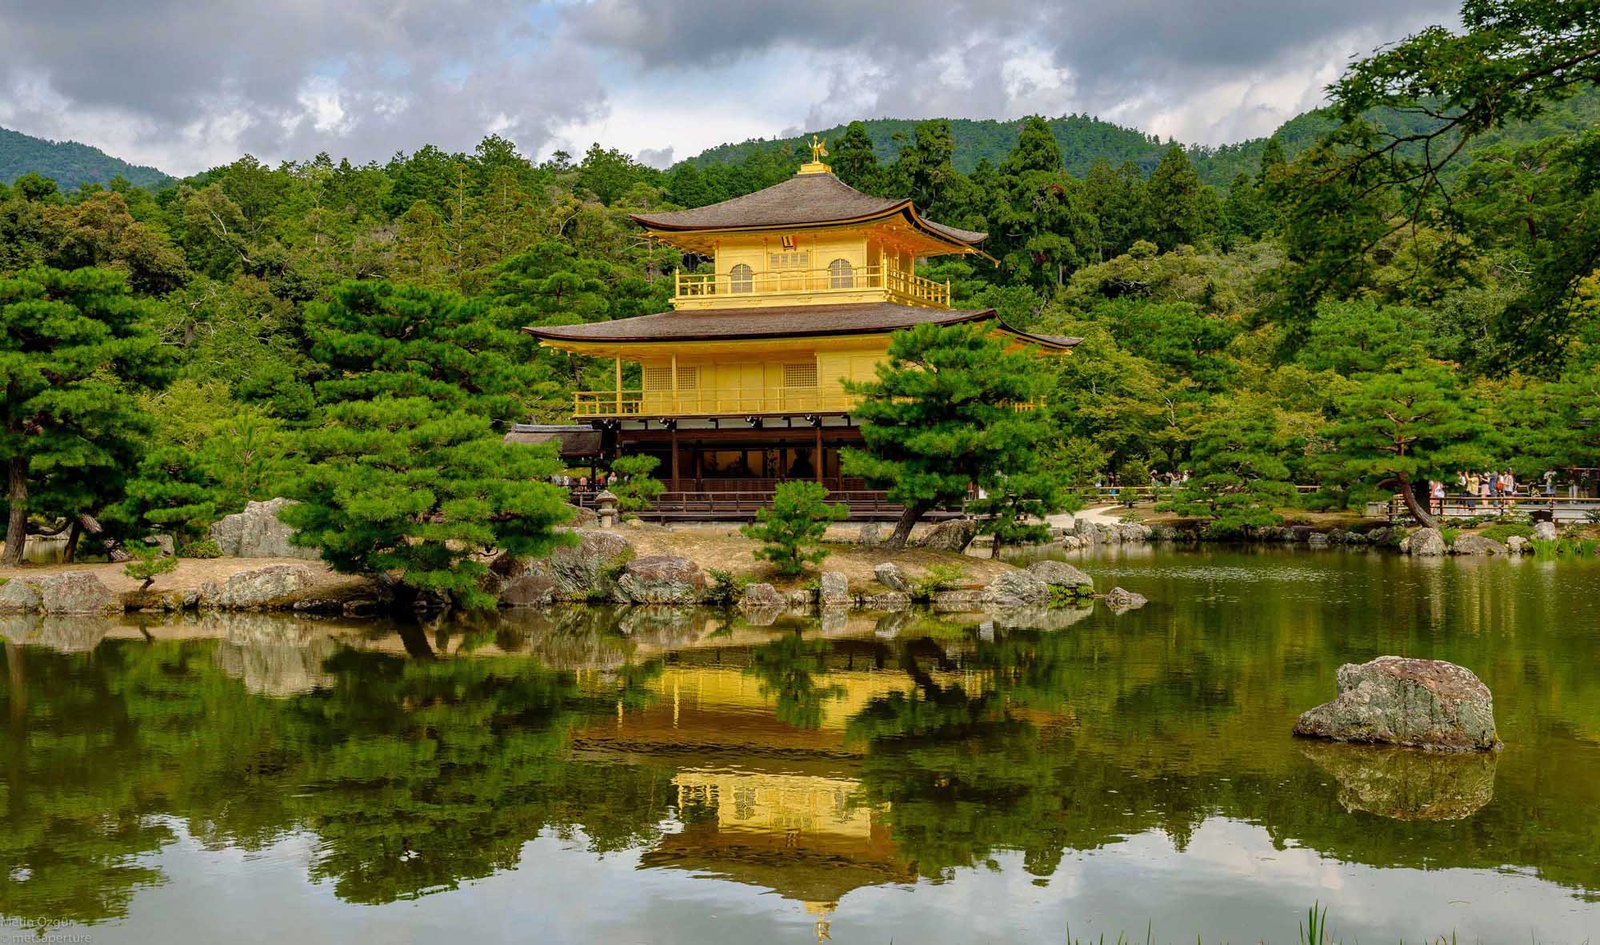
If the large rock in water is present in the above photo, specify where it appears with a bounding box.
[500,530,634,605]
[1450,534,1507,556]
[615,554,706,605]
[1102,586,1148,612]
[0,572,117,614]
[979,569,1051,609]
[1533,520,1558,542]
[210,498,320,560]
[1026,560,1094,595]
[1400,527,1447,557]
[819,571,849,607]
[201,564,317,610]
[1293,656,1500,751]
[873,563,911,591]
[916,518,978,552]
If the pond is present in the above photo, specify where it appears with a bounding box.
[3,547,1598,944]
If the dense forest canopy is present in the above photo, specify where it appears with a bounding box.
[0,0,1596,565]
[0,126,171,191]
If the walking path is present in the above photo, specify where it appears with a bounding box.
[1045,505,1127,530]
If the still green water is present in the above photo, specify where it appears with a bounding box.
[2,547,1598,944]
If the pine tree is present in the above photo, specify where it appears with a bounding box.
[1,267,169,565]
[830,121,881,192]
[843,323,1061,548]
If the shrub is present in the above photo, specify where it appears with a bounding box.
[741,482,848,576]
[704,568,753,607]
[124,542,178,591]
[180,539,223,559]
[908,564,968,604]
[1479,523,1533,543]
[609,454,665,512]
[1440,526,1459,546]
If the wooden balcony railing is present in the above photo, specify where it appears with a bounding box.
[675,265,950,308]
[573,386,857,418]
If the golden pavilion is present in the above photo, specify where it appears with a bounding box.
[526,139,1075,507]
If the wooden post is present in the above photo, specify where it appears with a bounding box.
[614,358,622,414]
[670,424,681,492]
[814,423,823,484]
[670,353,678,414]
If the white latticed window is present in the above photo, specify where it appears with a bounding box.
[828,258,854,288]
[729,263,753,293]
[768,251,809,270]
[782,362,817,388]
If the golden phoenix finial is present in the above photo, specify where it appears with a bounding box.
[809,135,829,163]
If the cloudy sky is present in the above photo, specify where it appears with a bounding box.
[0,0,1459,176]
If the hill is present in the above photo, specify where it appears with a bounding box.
[0,126,171,191]
[677,87,1600,188]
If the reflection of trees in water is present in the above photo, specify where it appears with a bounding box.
[5,583,1600,924]
[0,635,673,921]
[746,632,848,729]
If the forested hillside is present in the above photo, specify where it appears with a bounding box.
[0,126,171,191]
[679,86,1600,189]
[0,0,1596,571]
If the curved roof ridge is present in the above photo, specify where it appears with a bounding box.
[631,172,986,245]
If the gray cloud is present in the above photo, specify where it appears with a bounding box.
[0,0,1463,175]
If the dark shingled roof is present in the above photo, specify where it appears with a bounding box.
[631,172,986,245]
[526,303,994,343]
[504,425,603,456]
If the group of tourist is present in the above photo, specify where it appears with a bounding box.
[1427,469,1561,514]
[553,473,610,493]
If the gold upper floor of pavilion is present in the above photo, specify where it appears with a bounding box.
[630,156,989,312]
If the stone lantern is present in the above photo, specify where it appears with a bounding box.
[594,490,619,528]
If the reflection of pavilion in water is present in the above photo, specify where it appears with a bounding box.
[571,645,980,928]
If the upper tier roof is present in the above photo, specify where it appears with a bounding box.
[525,302,1078,349]
[630,172,986,246]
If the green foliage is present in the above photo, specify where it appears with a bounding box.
[284,398,572,609]
[122,541,177,589]
[1158,396,1299,538]
[1,126,171,191]
[0,266,170,563]
[608,453,665,513]
[907,564,968,604]
[703,568,753,607]
[1323,362,1489,525]
[844,323,1063,546]
[179,539,222,559]
[1479,523,1534,543]
[740,481,847,576]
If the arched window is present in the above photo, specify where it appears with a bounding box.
[729,263,754,293]
[828,258,854,289]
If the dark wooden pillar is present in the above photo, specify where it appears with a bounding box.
[814,423,823,484]
[669,424,681,492]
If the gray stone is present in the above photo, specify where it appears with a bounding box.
[1116,523,1152,543]
[0,578,41,614]
[146,534,176,556]
[518,530,633,602]
[210,498,320,560]
[212,618,338,696]
[33,571,118,614]
[1403,527,1447,557]
[615,554,705,605]
[204,564,317,611]
[979,569,1051,609]
[1449,534,1507,556]
[856,522,882,545]
[1307,531,1330,546]
[857,591,912,611]
[499,572,559,607]
[873,562,910,592]
[784,588,817,609]
[1293,656,1500,751]
[565,504,600,527]
[739,582,786,611]
[1103,586,1148,611]
[1507,535,1528,555]
[1533,521,1559,542]
[819,571,849,607]
[916,518,978,552]
[1025,560,1094,595]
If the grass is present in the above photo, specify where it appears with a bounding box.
[1478,522,1534,543]
[1051,903,1578,945]
[1529,537,1600,558]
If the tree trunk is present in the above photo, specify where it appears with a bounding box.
[2,456,27,567]
[882,502,928,550]
[1395,472,1437,528]
[64,520,82,564]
